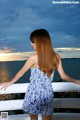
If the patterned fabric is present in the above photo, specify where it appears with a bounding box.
[22,66,54,116]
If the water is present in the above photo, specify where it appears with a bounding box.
[0,58,80,84]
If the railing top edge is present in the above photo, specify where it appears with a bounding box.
[0,82,80,94]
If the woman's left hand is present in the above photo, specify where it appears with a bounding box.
[0,81,12,91]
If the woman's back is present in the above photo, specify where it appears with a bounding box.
[30,54,54,82]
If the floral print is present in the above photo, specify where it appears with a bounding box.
[22,67,54,116]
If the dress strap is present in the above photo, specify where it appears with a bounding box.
[36,56,38,64]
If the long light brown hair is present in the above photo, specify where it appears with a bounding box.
[30,29,59,77]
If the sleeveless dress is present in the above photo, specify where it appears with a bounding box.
[22,58,54,116]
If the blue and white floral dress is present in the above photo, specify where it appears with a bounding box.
[22,60,54,116]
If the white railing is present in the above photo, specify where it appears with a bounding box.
[0,82,80,120]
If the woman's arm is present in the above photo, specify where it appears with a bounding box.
[57,55,80,84]
[10,55,35,84]
[0,54,35,90]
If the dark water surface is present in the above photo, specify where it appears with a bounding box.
[0,58,80,84]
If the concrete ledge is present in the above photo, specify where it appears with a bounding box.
[2,113,80,120]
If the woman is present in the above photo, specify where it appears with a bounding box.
[0,29,80,120]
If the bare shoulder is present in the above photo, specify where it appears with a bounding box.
[55,53,61,61]
[29,53,37,58]
[28,53,37,62]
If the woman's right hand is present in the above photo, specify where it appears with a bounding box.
[0,81,12,91]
